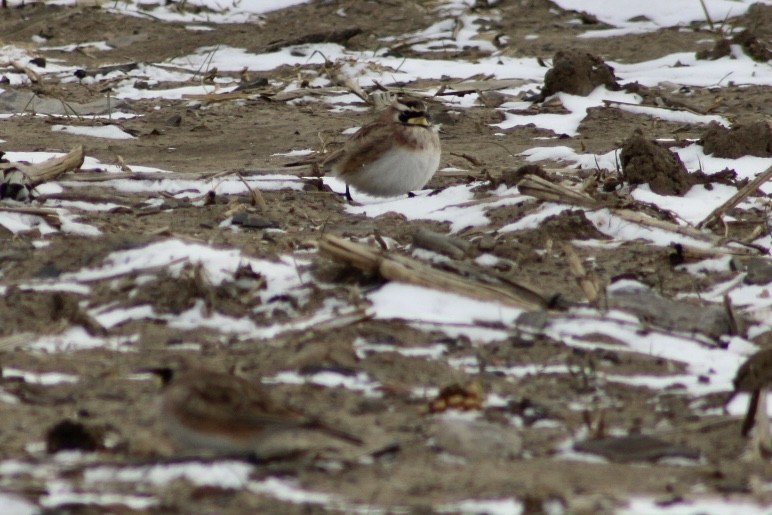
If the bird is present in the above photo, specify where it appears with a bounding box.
[322,96,441,202]
[146,363,363,460]
[730,348,772,457]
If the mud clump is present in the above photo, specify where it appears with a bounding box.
[541,49,620,98]
[732,30,772,62]
[695,29,771,63]
[620,132,690,196]
[541,210,608,241]
[701,121,772,159]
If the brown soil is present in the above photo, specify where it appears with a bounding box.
[0,0,771,513]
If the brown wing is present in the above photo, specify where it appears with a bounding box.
[170,370,362,444]
[171,371,306,429]
[734,348,772,391]
[322,113,397,177]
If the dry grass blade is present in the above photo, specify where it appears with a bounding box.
[269,87,349,102]
[317,234,547,311]
[64,169,312,183]
[236,173,267,211]
[562,243,601,304]
[697,164,772,229]
[613,209,716,242]
[699,0,715,31]
[181,91,258,103]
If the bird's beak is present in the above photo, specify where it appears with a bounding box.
[406,115,430,127]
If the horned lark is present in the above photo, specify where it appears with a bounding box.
[149,364,362,459]
[323,97,441,201]
[730,348,772,457]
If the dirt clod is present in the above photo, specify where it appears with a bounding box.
[701,121,772,159]
[732,29,772,63]
[541,49,620,98]
[502,164,547,187]
[695,38,731,60]
[620,131,691,195]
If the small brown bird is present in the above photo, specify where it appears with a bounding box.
[149,364,362,459]
[730,348,772,456]
[323,97,441,202]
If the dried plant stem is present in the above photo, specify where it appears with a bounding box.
[1,145,85,186]
[318,234,547,311]
[698,165,772,229]
[562,243,601,304]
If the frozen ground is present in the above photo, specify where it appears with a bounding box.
[0,0,771,513]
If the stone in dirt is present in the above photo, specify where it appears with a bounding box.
[573,435,700,463]
[733,257,772,286]
[541,49,620,98]
[701,121,772,159]
[607,281,734,341]
[430,418,522,460]
[620,131,690,196]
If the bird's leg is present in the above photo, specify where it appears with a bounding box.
[755,389,771,454]
[742,389,760,437]
[743,388,772,461]
[345,184,354,203]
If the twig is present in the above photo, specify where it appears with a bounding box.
[412,227,471,259]
[181,91,261,103]
[62,167,314,183]
[699,0,715,31]
[723,294,741,336]
[697,165,772,229]
[34,191,136,206]
[517,174,598,208]
[613,209,716,242]
[450,152,483,167]
[1,146,85,187]
[236,173,267,211]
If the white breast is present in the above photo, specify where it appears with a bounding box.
[336,129,441,197]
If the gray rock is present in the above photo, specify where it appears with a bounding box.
[742,257,772,285]
[573,434,700,463]
[608,283,732,341]
[431,418,522,460]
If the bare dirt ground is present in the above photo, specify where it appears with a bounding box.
[0,0,771,513]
